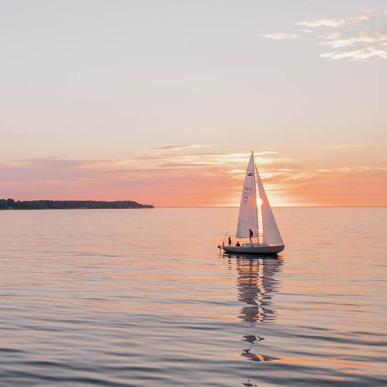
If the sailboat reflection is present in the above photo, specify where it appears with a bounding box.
[227,255,282,364]
[236,256,282,323]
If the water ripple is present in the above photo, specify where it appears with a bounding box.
[0,208,387,386]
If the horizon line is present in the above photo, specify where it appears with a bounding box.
[155,205,387,208]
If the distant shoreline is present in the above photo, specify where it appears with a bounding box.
[0,199,153,210]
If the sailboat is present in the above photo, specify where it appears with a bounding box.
[221,151,285,255]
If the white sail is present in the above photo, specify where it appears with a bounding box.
[256,166,284,246]
[236,152,259,240]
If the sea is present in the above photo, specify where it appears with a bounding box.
[0,207,386,386]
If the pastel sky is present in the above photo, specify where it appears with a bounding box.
[1,0,386,207]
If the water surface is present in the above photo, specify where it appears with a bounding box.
[1,208,386,386]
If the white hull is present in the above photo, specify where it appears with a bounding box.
[222,244,284,255]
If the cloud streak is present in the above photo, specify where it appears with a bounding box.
[257,8,387,62]
[257,33,299,40]
[149,144,211,151]
[296,15,369,28]
[319,32,387,61]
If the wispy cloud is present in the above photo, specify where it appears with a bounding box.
[320,48,387,61]
[257,8,387,62]
[257,33,299,40]
[296,15,369,28]
[319,32,387,61]
[149,144,211,151]
[319,32,387,49]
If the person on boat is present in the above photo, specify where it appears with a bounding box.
[236,241,240,246]
[228,236,232,246]
[249,229,253,244]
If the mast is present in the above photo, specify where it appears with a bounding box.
[236,151,259,241]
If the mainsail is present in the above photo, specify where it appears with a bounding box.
[256,166,284,246]
[236,152,259,240]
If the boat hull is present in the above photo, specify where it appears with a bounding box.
[222,244,284,255]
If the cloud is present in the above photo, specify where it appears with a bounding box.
[320,48,387,61]
[134,147,279,168]
[257,8,387,62]
[257,33,299,40]
[149,144,211,151]
[319,31,387,61]
[296,15,369,28]
[319,32,387,48]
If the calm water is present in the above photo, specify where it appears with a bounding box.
[1,208,386,386]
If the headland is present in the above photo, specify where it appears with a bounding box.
[0,199,153,210]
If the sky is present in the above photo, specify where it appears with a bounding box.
[0,0,386,207]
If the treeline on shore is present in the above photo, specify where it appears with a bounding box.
[0,198,153,210]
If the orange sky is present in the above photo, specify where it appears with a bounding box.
[1,145,386,207]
